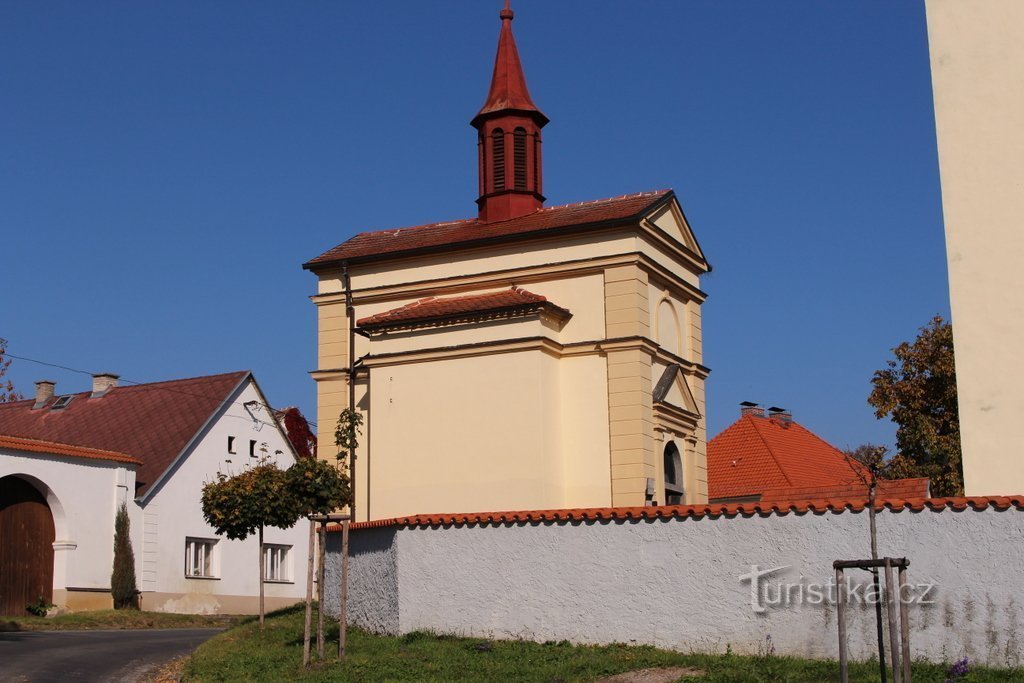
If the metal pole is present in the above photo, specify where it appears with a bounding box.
[343,262,357,522]
[317,521,326,660]
[339,519,350,663]
[898,565,912,682]
[884,559,902,683]
[302,518,315,667]
[836,567,849,683]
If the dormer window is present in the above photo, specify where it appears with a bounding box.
[50,395,73,410]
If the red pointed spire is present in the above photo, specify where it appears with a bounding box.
[472,0,548,128]
[472,2,548,223]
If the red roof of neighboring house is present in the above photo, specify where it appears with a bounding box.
[759,478,931,504]
[304,190,673,268]
[0,371,248,496]
[707,414,866,500]
[357,287,567,331]
[0,434,141,465]
[336,496,1024,532]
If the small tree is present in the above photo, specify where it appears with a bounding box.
[111,502,138,609]
[868,315,963,496]
[287,457,351,518]
[201,451,298,628]
[0,338,23,403]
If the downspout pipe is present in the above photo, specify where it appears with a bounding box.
[343,262,357,521]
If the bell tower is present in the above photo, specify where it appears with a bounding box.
[472,1,549,223]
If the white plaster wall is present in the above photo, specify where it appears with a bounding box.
[332,507,1024,666]
[925,0,1024,496]
[0,450,133,596]
[141,379,309,613]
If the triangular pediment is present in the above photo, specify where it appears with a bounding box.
[645,197,707,264]
[652,364,701,417]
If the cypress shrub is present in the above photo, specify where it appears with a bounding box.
[111,502,138,609]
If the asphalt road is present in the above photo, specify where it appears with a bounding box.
[0,628,222,683]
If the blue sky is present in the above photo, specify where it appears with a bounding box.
[1,1,948,451]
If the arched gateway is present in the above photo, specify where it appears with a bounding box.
[0,475,55,616]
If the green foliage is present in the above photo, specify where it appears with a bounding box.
[0,338,22,403]
[286,457,351,517]
[183,605,1024,682]
[111,502,138,609]
[25,596,52,617]
[201,461,299,541]
[869,315,964,497]
[334,408,363,456]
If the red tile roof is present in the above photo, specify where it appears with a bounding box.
[304,190,673,268]
[357,287,567,331]
[707,414,872,501]
[336,496,1024,532]
[759,478,931,504]
[0,434,141,465]
[0,371,248,496]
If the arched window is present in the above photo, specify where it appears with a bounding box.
[513,127,527,190]
[492,129,505,191]
[664,442,684,505]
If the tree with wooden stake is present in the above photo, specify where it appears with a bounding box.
[287,456,350,667]
[201,447,297,629]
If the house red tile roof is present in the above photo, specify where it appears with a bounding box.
[0,371,248,496]
[336,496,1024,532]
[759,478,931,504]
[304,190,674,268]
[0,434,141,465]
[707,414,875,501]
[357,287,568,331]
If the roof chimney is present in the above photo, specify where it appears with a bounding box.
[91,373,119,398]
[33,380,56,409]
[739,401,764,418]
[768,406,792,423]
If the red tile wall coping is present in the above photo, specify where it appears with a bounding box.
[328,496,1024,533]
[0,434,142,465]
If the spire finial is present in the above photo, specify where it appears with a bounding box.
[500,0,513,21]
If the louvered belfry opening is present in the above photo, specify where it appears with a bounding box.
[492,129,506,191]
[513,128,527,190]
[472,3,548,223]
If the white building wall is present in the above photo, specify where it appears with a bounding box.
[140,379,309,614]
[328,504,1024,667]
[0,449,137,604]
[925,0,1024,496]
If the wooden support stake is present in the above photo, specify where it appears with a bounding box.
[317,521,326,660]
[884,559,902,683]
[338,519,350,663]
[302,518,315,667]
[898,565,912,682]
[836,567,849,683]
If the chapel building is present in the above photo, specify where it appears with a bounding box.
[304,3,711,522]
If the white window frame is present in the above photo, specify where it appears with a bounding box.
[185,537,219,579]
[263,544,291,582]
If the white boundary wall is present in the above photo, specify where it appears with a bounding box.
[326,505,1024,666]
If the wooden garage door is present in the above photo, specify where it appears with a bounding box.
[0,476,55,616]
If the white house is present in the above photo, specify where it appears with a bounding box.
[0,371,310,615]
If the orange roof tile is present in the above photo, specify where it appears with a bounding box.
[707,414,871,501]
[357,287,567,331]
[759,478,931,504]
[304,190,674,268]
[0,371,248,495]
[333,496,1024,532]
[0,434,141,465]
